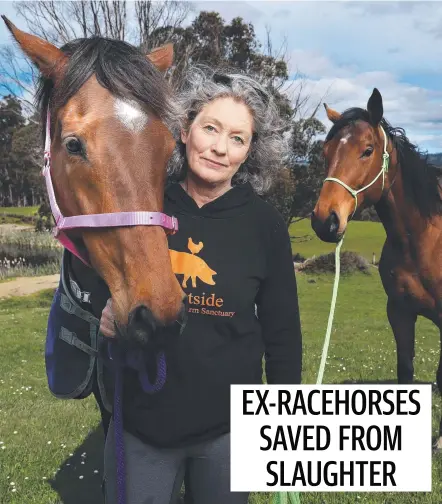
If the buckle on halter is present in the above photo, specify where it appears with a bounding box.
[42,153,50,175]
[52,227,60,238]
[382,152,390,172]
[170,217,178,235]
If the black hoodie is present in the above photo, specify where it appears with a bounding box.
[71,182,302,448]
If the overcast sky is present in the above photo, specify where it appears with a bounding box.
[1,1,441,152]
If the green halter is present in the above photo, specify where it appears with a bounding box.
[323,125,390,217]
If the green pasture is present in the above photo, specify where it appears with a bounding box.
[290,219,386,264]
[0,206,39,226]
[0,207,39,217]
[0,270,440,504]
[0,207,386,262]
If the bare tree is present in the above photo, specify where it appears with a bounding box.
[0,46,38,121]
[14,0,192,46]
[135,1,192,52]
[14,1,130,43]
[1,0,193,117]
[91,1,127,40]
[14,0,79,44]
[262,24,289,91]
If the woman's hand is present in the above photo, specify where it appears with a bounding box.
[100,298,116,338]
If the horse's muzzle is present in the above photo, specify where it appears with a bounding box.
[126,297,188,348]
[311,210,342,243]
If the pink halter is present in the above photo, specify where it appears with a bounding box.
[42,108,178,267]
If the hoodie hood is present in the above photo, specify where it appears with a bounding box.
[165,182,255,219]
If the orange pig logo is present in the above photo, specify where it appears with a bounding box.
[169,237,217,288]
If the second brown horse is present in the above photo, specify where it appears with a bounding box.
[311,88,442,449]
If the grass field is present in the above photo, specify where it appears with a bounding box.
[0,270,440,504]
[0,207,39,217]
[0,262,61,281]
[0,207,39,226]
[289,219,386,264]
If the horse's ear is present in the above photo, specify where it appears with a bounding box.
[324,103,341,123]
[1,16,66,80]
[147,44,174,73]
[367,88,383,125]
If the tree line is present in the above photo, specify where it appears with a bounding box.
[0,1,330,226]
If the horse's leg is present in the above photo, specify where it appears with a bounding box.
[435,324,442,452]
[387,299,417,384]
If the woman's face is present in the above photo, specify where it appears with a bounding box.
[181,96,254,186]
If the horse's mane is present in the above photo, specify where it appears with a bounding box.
[36,36,175,144]
[325,107,442,218]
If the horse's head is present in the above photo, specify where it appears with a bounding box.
[312,88,392,242]
[3,17,187,347]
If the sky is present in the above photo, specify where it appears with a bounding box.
[1,1,442,152]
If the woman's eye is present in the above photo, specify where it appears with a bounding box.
[362,147,373,158]
[233,136,244,145]
[65,137,83,155]
[204,125,216,133]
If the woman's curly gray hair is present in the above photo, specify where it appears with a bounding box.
[167,65,290,194]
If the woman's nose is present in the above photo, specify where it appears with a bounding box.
[211,134,227,155]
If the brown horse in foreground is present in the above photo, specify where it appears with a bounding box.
[311,88,442,448]
[2,17,187,347]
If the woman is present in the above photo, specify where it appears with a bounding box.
[72,67,302,503]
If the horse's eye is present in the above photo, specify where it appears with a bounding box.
[362,147,373,158]
[65,137,83,155]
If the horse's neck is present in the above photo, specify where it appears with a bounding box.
[375,166,426,255]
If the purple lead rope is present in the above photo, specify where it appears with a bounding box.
[114,361,126,504]
[112,345,167,504]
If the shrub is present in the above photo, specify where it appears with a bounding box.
[35,201,54,232]
[298,251,371,275]
[293,252,306,263]
[0,230,60,249]
[357,205,380,222]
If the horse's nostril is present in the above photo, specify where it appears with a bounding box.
[312,209,342,243]
[127,305,157,347]
[131,305,156,332]
[329,211,340,234]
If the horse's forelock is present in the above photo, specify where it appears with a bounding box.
[36,36,175,144]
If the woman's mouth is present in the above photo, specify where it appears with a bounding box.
[201,157,228,169]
